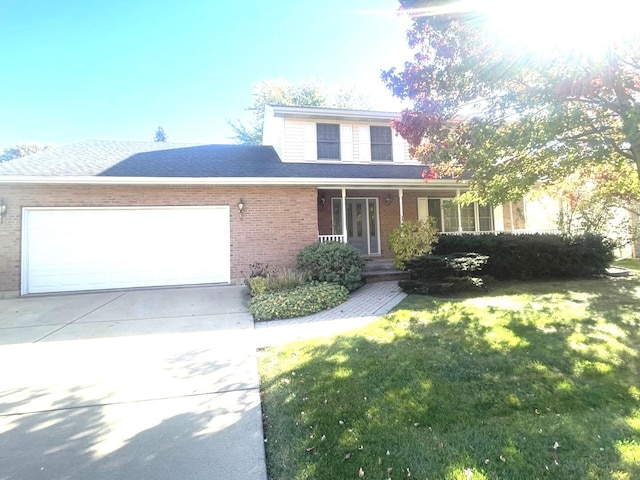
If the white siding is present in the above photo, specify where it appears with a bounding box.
[358,125,371,162]
[392,130,406,163]
[341,124,353,161]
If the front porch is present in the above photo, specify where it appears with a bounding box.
[316,187,528,259]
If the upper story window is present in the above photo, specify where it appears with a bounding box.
[370,126,393,161]
[317,124,340,160]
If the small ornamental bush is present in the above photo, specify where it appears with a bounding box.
[247,268,306,297]
[434,233,614,279]
[249,283,349,321]
[388,219,438,268]
[296,242,365,292]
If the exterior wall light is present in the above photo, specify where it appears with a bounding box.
[385,193,392,206]
[238,200,245,213]
[318,193,326,206]
[0,199,6,224]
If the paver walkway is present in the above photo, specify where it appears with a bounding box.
[255,281,407,348]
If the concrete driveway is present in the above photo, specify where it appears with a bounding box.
[0,286,266,480]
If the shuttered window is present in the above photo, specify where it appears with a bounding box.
[370,126,393,161]
[317,124,340,159]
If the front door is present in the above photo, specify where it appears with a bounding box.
[332,198,380,255]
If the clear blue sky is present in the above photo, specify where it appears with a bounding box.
[0,0,410,149]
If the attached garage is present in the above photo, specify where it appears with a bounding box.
[21,206,230,294]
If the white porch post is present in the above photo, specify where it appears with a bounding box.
[399,188,404,224]
[341,188,348,244]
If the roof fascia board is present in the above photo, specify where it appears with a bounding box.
[0,176,463,188]
[269,105,400,122]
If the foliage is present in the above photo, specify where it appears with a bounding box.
[434,233,615,279]
[246,268,307,297]
[0,143,50,163]
[383,1,640,206]
[399,252,488,294]
[249,282,348,321]
[229,79,372,145]
[246,261,271,278]
[296,242,365,292]
[614,258,640,273]
[154,126,167,142]
[549,163,640,248]
[259,277,640,479]
[387,219,438,268]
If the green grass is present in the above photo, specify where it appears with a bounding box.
[615,258,640,274]
[258,277,640,480]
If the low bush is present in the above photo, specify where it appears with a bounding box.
[246,268,306,297]
[403,253,488,279]
[249,283,349,321]
[434,233,614,279]
[388,219,438,268]
[296,242,365,292]
[399,253,489,295]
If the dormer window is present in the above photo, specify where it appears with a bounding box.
[317,124,340,160]
[370,126,393,162]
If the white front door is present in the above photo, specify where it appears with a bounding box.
[22,206,230,294]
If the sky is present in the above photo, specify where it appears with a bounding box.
[0,0,411,149]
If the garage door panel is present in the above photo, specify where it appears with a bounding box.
[22,207,230,294]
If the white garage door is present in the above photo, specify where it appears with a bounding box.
[22,206,230,294]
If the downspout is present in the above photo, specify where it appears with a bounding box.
[341,188,348,244]
[399,188,404,224]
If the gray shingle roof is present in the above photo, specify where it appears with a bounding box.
[0,139,429,181]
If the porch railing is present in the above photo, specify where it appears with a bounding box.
[318,235,346,243]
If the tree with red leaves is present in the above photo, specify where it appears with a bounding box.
[383,0,640,211]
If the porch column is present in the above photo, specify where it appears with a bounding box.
[398,188,404,224]
[341,188,348,244]
[509,201,515,232]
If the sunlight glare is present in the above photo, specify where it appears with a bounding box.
[483,0,639,58]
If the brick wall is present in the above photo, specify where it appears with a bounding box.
[0,184,318,294]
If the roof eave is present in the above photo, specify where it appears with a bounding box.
[0,176,464,188]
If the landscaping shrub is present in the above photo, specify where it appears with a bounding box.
[249,283,349,321]
[246,268,307,297]
[296,242,365,292]
[403,253,488,279]
[399,253,489,295]
[388,219,438,268]
[433,233,614,279]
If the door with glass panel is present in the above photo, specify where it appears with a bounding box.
[332,198,380,255]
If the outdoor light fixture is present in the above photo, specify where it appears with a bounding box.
[318,193,326,206]
[0,199,6,224]
[385,193,392,206]
[238,200,245,213]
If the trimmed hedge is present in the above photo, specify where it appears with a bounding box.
[249,283,349,321]
[433,233,614,280]
[399,253,489,295]
[388,219,438,268]
[296,241,365,292]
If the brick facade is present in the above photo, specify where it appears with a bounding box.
[0,184,318,294]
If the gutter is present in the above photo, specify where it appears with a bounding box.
[0,176,464,189]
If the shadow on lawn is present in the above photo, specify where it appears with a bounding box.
[260,276,640,480]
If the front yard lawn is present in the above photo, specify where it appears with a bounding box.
[258,277,640,479]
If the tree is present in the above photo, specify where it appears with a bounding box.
[154,126,168,142]
[0,143,50,163]
[383,1,640,208]
[230,79,373,144]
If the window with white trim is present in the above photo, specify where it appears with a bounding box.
[419,198,493,232]
[370,126,393,161]
[317,123,340,160]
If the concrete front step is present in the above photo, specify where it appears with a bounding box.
[363,271,410,283]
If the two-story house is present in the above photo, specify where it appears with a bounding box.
[0,105,557,296]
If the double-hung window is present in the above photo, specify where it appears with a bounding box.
[370,126,393,161]
[317,124,340,160]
